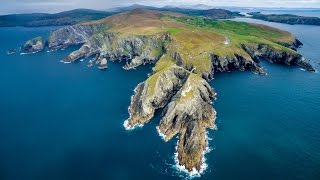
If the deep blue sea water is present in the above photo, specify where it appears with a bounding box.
[0,16,320,179]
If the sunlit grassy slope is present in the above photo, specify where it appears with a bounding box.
[84,9,297,76]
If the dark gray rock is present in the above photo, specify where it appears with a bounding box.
[47,24,107,51]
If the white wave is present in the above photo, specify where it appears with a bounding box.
[20,52,35,55]
[206,131,213,141]
[123,120,143,130]
[300,68,306,71]
[123,86,144,131]
[156,126,166,140]
[20,50,41,55]
[47,49,57,53]
[173,135,211,178]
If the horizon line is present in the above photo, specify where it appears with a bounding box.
[1,5,320,16]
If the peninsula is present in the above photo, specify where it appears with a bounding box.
[249,12,320,26]
[20,9,315,175]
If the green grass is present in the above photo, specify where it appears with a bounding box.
[146,55,176,96]
[164,15,296,58]
[165,15,294,44]
[166,28,183,35]
[152,54,175,72]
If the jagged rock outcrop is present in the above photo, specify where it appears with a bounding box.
[47,24,107,51]
[125,57,217,172]
[158,74,216,172]
[125,61,189,129]
[21,37,44,54]
[278,38,303,51]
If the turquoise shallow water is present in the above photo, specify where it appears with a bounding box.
[0,18,320,180]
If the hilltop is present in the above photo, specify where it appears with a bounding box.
[0,5,240,27]
[2,5,319,28]
[19,9,314,175]
[0,9,114,27]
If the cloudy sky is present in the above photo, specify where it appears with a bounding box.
[1,0,320,14]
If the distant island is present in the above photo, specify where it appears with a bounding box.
[17,9,315,175]
[249,12,320,25]
[0,9,114,27]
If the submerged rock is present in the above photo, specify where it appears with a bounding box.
[21,37,44,54]
[7,49,17,55]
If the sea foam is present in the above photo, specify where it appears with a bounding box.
[156,126,166,140]
[123,120,143,131]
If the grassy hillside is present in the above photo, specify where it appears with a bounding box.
[82,9,297,76]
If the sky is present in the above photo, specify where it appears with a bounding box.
[1,0,320,14]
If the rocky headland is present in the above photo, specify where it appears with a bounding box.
[21,9,315,175]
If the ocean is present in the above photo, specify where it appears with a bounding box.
[0,14,320,180]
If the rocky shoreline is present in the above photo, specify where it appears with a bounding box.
[19,9,316,176]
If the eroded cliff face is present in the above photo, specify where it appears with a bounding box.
[210,53,266,75]
[47,24,107,51]
[62,32,168,70]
